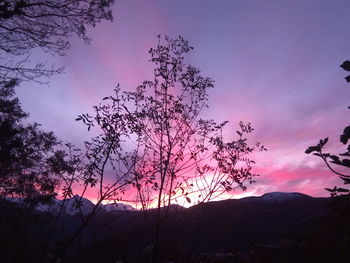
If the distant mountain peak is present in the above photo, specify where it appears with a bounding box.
[260,192,310,202]
[103,202,136,212]
[6,195,136,216]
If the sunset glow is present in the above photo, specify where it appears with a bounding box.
[16,0,350,203]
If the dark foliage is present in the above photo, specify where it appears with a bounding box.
[340,60,350,82]
[0,80,61,204]
[306,61,350,196]
[0,0,115,82]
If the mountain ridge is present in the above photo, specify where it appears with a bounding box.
[1,191,337,262]
[4,195,136,216]
[3,191,328,217]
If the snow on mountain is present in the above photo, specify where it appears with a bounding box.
[5,195,136,215]
[260,192,309,202]
[34,195,94,215]
[102,203,136,212]
[35,198,61,213]
[4,196,21,204]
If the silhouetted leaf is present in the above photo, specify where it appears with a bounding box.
[180,187,184,194]
[319,137,328,147]
[323,137,328,145]
[340,176,350,184]
[340,126,350,144]
[185,197,191,203]
[341,159,350,168]
[336,187,349,193]
[340,60,350,71]
[305,146,320,154]
[330,155,341,165]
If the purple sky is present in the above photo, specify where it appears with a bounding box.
[16,0,350,199]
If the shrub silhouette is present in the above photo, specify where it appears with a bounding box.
[78,35,266,262]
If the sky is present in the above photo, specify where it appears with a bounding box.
[16,0,350,202]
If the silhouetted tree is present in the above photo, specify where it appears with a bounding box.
[0,1,117,260]
[0,79,90,263]
[0,0,115,82]
[79,35,266,262]
[306,61,350,196]
[0,79,65,204]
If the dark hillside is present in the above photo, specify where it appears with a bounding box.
[0,193,336,262]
